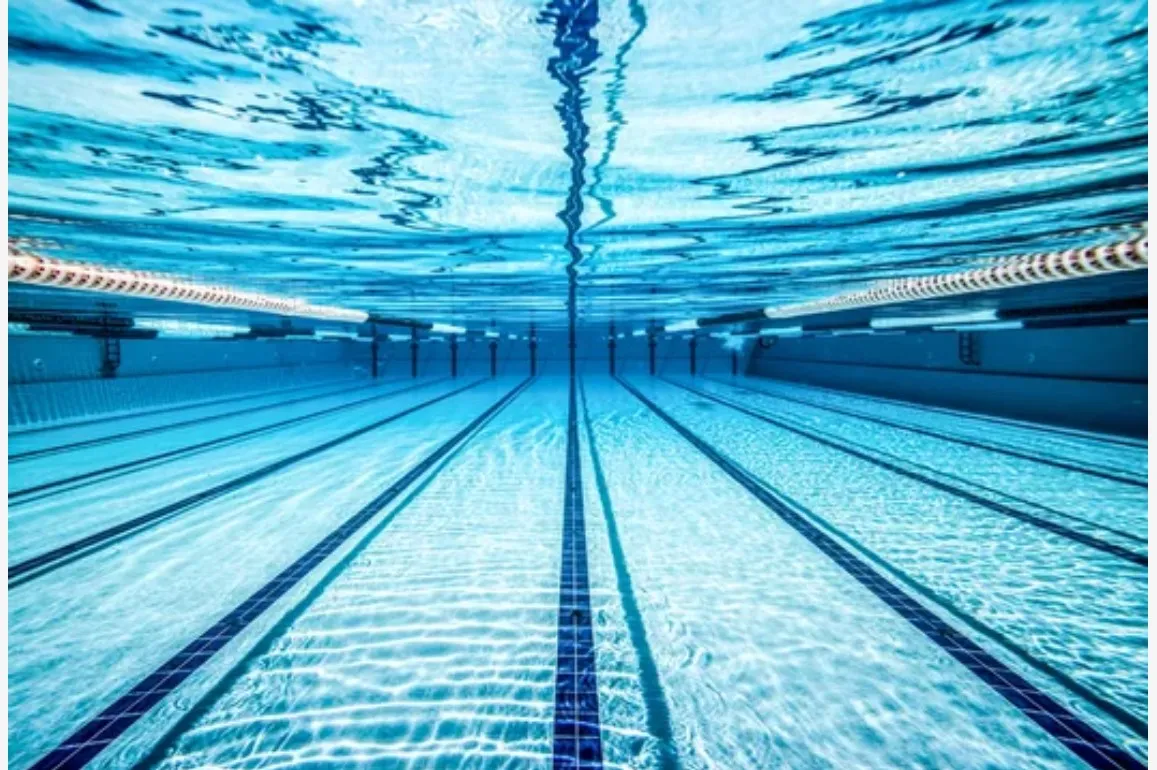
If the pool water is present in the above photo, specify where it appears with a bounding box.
[7,373,1146,769]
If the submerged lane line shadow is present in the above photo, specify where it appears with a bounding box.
[665,378,1147,566]
[579,377,679,769]
[11,378,449,503]
[25,378,535,770]
[616,376,1144,770]
[128,378,537,770]
[9,379,485,588]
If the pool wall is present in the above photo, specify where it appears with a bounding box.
[749,323,1146,437]
[8,330,743,426]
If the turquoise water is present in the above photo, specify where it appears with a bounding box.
[6,0,1149,768]
[7,374,1147,769]
[8,0,1148,325]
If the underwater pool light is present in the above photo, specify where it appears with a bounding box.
[870,309,999,329]
[757,326,803,337]
[430,323,466,335]
[664,319,699,333]
[135,318,249,338]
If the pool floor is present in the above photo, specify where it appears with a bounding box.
[7,375,1148,770]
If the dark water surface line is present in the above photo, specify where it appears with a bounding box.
[541,3,605,766]
[26,378,534,770]
[618,376,1144,770]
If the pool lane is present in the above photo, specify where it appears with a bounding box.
[674,377,1146,556]
[717,377,1147,484]
[8,379,526,770]
[580,378,1096,770]
[8,378,468,570]
[633,377,1146,754]
[145,378,567,770]
[9,374,375,457]
[8,373,362,440]
[8,376,420,490]
[9,378,447,502]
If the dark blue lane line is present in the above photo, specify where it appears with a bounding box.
[10,378,391,463]
[717,377,1147,486]
[661,383,1146,740]
[578,378,678,770]
[128,378,536,770]
[9,379,487,588]
[8,376,356,438]
[702,381,1144,549]
[10,378,449,504]
[553,373,604,770]
[618,376,1145,770]
[667,379,1147,566]
[27,378,534,770]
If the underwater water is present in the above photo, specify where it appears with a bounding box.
[5,0,1149,769]
[7,0,1148,325]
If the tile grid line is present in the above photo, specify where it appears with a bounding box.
[617,376,1145,770]
[27,378,533,770]
[552,373,604,769]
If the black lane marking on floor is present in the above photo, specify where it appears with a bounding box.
[708,381,1145,549]
[27,378,534,770]
[8,377,355,438]
[10,379,448,504]
[665,382,1148,739]
[667,379,1147,567]
[618,377,1145,770]
[128,378,536,770]
[578,378,678,770]
[717,377,1146,487]
[9,379,486,588]
[552,373,604,769]
[10,379,390,463]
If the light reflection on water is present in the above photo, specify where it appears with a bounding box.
[8,0,1148,324]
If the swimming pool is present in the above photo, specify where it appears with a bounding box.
[6,0,1148,767]
[7,370,1147,769]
